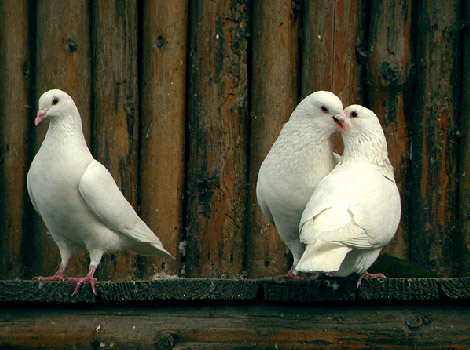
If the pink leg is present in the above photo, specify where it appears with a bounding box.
[34,264,67,281]
[357,271,386,287]
[275,266,300,280]
[68,266,98,295]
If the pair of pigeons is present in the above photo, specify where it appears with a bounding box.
[257,91,401,284]
[28,89,400,295]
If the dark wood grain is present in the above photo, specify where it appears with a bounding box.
[246,1,300,278]
[90,1,140,281]
[367,0,413,259]
[140,0,187,278]
[186,1,249,278]
[459,1,470,277]
[33,0,92,279]
[1,303,470,349]
[0,0,31,280]
[409,0,461,277]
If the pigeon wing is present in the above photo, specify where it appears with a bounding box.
[78,160,172,258]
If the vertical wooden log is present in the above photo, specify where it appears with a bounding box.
[246,1,300,278]
[367,0,412,259]
[301,0,365,153]
[140,0,187,278]
[91,1,139,281]
[186,1,249,278]
[0,0,31,279]
[34,0,91,278]
[409,1,461,277]
[459,2,470,276]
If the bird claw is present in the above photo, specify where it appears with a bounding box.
[275,267,300,280]
[68,266,98,295]
[357,271,386,287]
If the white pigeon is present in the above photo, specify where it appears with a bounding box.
[296,105,401,286]
[27,89,172,295]
[256,91,348,279]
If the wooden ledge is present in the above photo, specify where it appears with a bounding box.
[1,278,470,305]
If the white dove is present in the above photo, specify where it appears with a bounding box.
[27,89,172,295]
[296,105,401,286]
[256,91,348,279]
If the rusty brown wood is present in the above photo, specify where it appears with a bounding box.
[90,1,139,281]
[460,2,470,277]
[409,0,461,277]
[185,1,249,278]
[0,0,31,279]
[33,0,92,278]
[301,0,366,159]
[367,0,413,260]
[140,0,187,278]
[246,1,300,278]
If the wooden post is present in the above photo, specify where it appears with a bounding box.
[0,0,31,279]
[91,1,139,280]
[33,0,91,278]
[367,0,413,259]
[459,2,470,276]
[246,1,300,278]
[409,0,461,277]
[140,0,187,278]
[301,0,365,154]
[186,1,249,278]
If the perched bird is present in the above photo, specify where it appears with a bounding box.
[27,89,172,295]
[256,91,348,279]
[296,105,401,286]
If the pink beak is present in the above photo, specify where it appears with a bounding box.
[332,113,351,132]
[35,109,47,126]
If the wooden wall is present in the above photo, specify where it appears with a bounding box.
[0,0,468,280]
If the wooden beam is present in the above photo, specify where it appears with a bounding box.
[367,0,413,259]
[186,1,249,278]
[140,0,187,278]
[247,1,300,278]
[0,0,31,279]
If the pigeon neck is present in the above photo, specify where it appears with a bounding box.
[342,132,395,180]
[46,112,86,143]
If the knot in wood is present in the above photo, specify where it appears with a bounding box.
[156,36,167,49]
[154,330,177,349]
[379,61,398,84]
[67,38,78,52]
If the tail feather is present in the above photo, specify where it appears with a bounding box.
[124,218,174,258]
[296,241,351,273]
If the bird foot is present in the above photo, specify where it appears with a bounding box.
[34,267,67,281]
[68,267,97,295]
[357,271,386,287]
[275,267,300,280]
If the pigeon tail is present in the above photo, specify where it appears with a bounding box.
[126,218,173,258]
[296,241,351,272]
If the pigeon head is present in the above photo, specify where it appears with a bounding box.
[342,105,391,171]
[306,91,350,133]
[36,89,78,126]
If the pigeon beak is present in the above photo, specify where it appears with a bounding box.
[332,113,350,132]
[35,109,48,126]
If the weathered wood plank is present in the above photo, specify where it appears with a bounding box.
[301,0,365,170]
[140,0,187,278]
[186,1,249,277]
[409,0,461,277]
[358,278,440,301]
[33,0,91,278]
[246,1,300,278]
[1,304,470,349]
[367,0,413,259]
[90,1,140,281]
[459,1,470,276]
[0,0,31,279]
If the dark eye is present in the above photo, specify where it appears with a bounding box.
[350,110,358,118]
[52,97,59,105]
[320,105,328,113]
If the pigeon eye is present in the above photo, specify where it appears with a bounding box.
[320,105,329,113]
[350,110,358,118]
[52,97,59,106]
